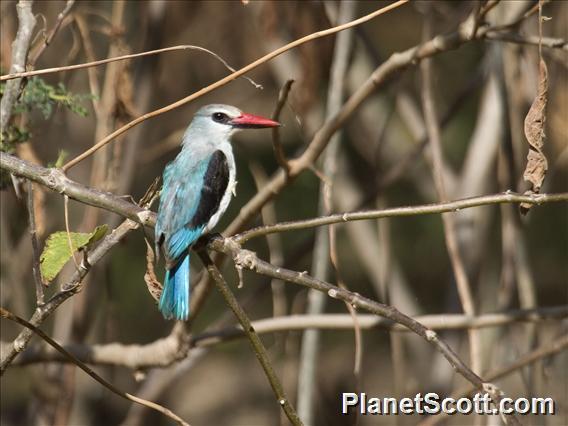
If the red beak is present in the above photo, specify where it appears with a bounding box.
[230,113,280,129]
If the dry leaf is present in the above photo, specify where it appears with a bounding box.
[144,239,163,303]
[520,58,548,214]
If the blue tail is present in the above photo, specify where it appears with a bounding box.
[159,254,190,320]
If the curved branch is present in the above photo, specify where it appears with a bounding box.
[60,0,409,172]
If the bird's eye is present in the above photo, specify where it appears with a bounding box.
[212,112,229,123]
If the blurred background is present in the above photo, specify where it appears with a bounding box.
[1,1,567,425]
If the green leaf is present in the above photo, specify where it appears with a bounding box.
[40,225,108,283]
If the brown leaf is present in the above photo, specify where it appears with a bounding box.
[520,59,548,214]
[144,240,162,303]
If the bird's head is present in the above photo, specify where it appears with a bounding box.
[186,104,280,143]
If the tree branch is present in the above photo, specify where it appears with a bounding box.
[235,192,568,242]
[8,306,567,368]
[210,237,521,424]
[59,0,409,172]
[197,250,302,426]
[4,151,566,245]
[0,219,139,374]
[0,308,189,426]
[0,0,36,133]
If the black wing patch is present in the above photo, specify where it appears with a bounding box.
[189,150,229,228]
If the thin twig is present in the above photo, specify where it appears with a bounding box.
[235,192,568,243]
[29,0,75,65]
[271,79,294,174]
[484,31,567,50]
[59,0,409,172]
[419,333,568,426]
[0,308,190,426]
[2,44,260,86]
[421,16,480,373]
[197,250,303,426]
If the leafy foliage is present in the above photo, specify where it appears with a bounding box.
[39,225,108,283]
[9,77,93,119]
[0,77,93,188]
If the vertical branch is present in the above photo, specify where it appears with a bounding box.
[0,0,36,133]
[420,16,480,373]
[271,79,294,174]
[29,0,75,65]
[26,180,44,305]
[197,250,302,426]
[297,2,356,423]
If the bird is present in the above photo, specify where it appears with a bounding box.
[154,104,280,320]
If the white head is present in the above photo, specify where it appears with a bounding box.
[183,104,280,146]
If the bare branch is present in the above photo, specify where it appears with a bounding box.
[0,152,153,226]
[25,180,44,305]
[197,250,302,426]
[29,0,75,65]
[0,219,138,374]
[236,192,568,242]
[3,151,566,241]
[484,31,567,50]
[212,237,522,423]
[59,0,409,172]
[419,334,568,426]
[0,308,190,426]
[10,306,567,367]
[271,79,294,174]
[0,0,36,133]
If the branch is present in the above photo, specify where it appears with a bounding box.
[419,333,568,426]
[26,180,44,305]
[60,0,409,172]
[222,5,543,238]
[2,44,259,86]
[197,250,302,426]
[271,79,294,174]
[420,14,480,373]
[29,0,75,65]
[0,218,139,374]
[0,0,36,133]
[210,237,521,423]
[0,308,189,426]
[235,192,568,242]
[9,306,567,367]
[5,151,566,244]
[0,152,153,226]
[484,31,567,50]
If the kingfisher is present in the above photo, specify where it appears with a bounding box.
[155,104,280,320]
